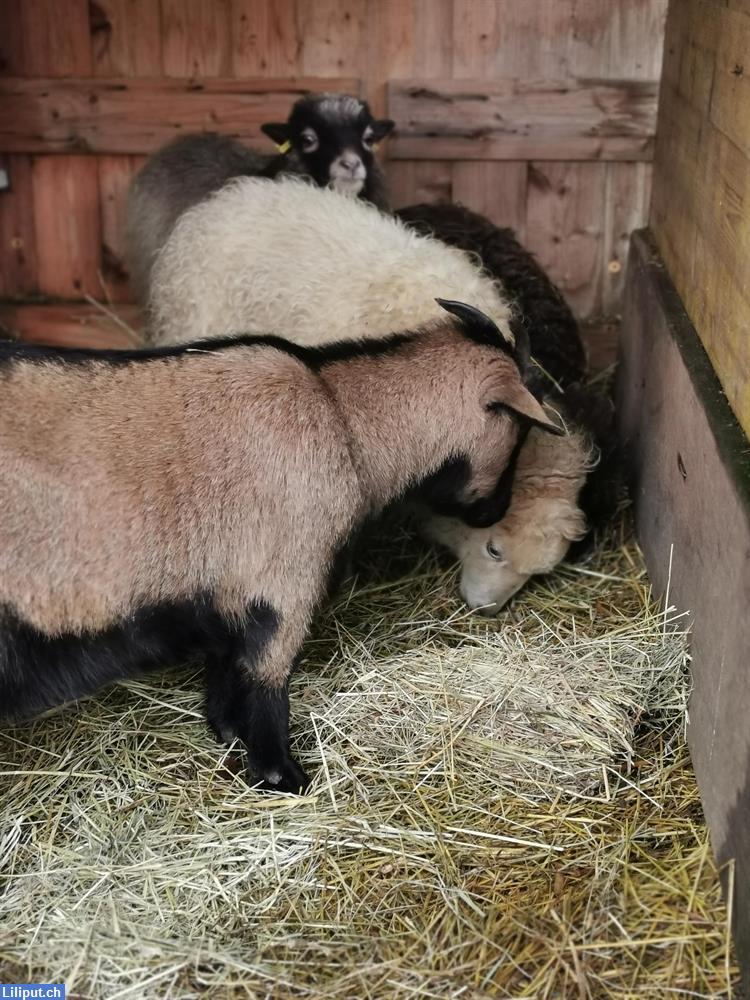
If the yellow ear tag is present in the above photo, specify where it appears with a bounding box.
[277,140,292,154]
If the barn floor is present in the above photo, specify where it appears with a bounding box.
[0,514,739,999]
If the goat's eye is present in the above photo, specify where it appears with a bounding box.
[486,542,504,561]
[362,126,375,149]
[300,129,319,153]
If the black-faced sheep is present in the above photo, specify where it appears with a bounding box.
[0,303,560,791]
[126,93,393,304]
[145,177,516,347]
[397,202,621,611]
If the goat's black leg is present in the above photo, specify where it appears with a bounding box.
[204,600,310,793]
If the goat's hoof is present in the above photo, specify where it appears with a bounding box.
[252,757,310,794]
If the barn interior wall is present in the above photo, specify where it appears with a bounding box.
[0,0,666,325]
[650,0,750,438]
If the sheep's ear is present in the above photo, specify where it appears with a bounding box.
[492,385,565,436]
[436,298,515,356]
[261,122,291,147]
[369,118,395,142]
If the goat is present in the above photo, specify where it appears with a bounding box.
[126,93,393,303]
[397,202,621,611]
[0,302,560,791]
[145,177,515,348]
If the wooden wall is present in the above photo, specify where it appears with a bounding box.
[651,0,750,437]
[0,0,666,322]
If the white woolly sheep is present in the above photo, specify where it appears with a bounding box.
[126,93,392,303]
[145,177,516,348]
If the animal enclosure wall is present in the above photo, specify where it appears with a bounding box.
[0,0,666,326]
[617,0,750,982]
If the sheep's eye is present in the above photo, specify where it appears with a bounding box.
[300,129,319,153]
[362,126,375,149]
[486,542,504,561]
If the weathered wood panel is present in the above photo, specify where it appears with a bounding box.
[0,77,362,155]
[525,162,606,318]
[709,7,750,158]
[617,230,750,986]
[451,162,528,238]
[0,156,39,297]
[601,161,652,313]
[98,154,144,302]
[0,302,140,347]
[388,78,658,161]
[230,0,302,76]
[651,0,750,435]
[386,160,452,210]
[5,0,93,78]
[90,0,163,77]
[32,155,102,297]
[161,0,233,77]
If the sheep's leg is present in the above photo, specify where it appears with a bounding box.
[205,600,310,792]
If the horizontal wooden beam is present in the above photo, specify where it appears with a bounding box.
[0,77,362,155]
[387,78,658,161]
[0,303,142,347]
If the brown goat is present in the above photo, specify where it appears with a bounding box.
[0,304,560,792]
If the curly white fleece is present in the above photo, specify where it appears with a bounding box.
[147,177,513,346]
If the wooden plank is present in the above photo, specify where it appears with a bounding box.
[0,155,39,296]
[365,1,415,116]
[411,0,452,78]
[161,0,232,77]
[564,0,668,79]
[6,0,92,77]
[601,161,652,313]
[97,154,144,303]
[231,0,301,76]
[710,6,750,157]
[0,0,26,76]
[450,0,504,79]
[298,0,367,77]
[651,0,750,434]
[525,162,606,318]
[386,161,452,210]
[31,156,102,298]
[0,77,362,155]
[387,78,658,161]
[617,229,750,984]
[90,0,163,76]
[0,303,141,348]
[451,162,528,239]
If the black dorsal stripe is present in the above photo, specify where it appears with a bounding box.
[0,331,414,373]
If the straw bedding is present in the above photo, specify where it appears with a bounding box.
[0,516,739,998]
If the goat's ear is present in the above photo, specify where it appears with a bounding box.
[509,315,531,377]
[261,122,291,147]
[492,385,565,436]
[369,118,395,142]
[436,298,514,355]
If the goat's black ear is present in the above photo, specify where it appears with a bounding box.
[261,122,291,147]
[369,118,395,142]
[509,315,531,376]
[435,298,515,357]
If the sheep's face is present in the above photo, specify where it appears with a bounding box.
[426,497,587,615]
[262,94,394,199]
